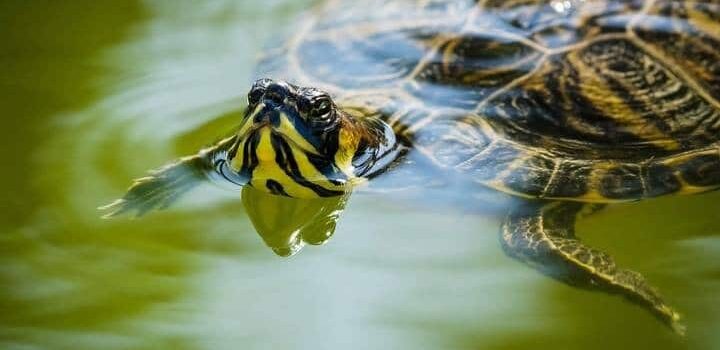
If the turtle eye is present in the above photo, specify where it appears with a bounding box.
[248,79,273,105]
[248,86,265,105]
[311,97,333,119]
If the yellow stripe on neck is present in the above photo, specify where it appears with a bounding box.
[250,128,349,198]
[248,128,310,198]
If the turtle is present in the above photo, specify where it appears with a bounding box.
[101,0,720,334]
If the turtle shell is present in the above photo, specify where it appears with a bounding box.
[256,0,720,202]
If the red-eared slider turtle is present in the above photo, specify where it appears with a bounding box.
[102,0,720,334]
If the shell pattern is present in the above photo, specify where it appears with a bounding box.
[257,0,720,202]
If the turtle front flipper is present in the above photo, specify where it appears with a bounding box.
[501,201,685,335]
[99,136,237,218]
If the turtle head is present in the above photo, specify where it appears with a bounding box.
[225,78,400,198]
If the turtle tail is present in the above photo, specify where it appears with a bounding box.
[99,136,237,218]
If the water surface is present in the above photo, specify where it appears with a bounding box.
[1,1,719,349]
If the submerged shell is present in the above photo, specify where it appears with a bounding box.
[257,0,720,202]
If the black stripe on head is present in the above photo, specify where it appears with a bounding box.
[240,131,261,180]
[307,152,347,186]
[307,123,348,185]
[266,179,289,196]
[282,108,325,152]
[276,135,345,197]
[270,132,288,170]
[272,128,346,186]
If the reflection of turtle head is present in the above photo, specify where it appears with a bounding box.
[226,78,400,199]
[241,186,349,257]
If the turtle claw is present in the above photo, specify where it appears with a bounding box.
[672,322,687,337]
[99,156,208,218]
[99,136,237,219]
[98,199,131,219]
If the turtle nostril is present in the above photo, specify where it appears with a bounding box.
[264,83,289,105]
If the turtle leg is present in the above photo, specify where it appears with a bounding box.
[99,136,238,218]
[501,201,685,334]
[99,154,210,218]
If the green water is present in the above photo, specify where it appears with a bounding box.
[1,1,719,349]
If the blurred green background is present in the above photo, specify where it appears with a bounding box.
[1,1,719,349]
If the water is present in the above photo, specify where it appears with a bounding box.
[1,1,719,349]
